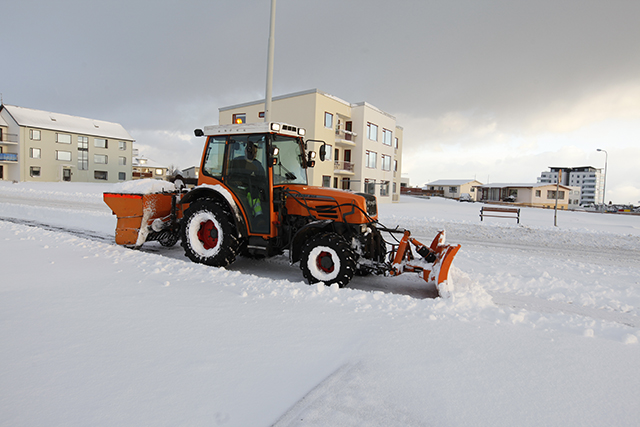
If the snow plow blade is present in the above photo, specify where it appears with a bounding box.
[388,230,461,298]
[103,192,182,248]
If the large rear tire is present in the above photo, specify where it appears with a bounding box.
[300,232,356,288]
[180,199,240,267]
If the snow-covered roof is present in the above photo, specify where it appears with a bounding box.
[425,179,480,186]
[478,183,573,189]
[1,104,134,141]
[132,156,167,169]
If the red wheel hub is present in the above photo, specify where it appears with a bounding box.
[197,220,219,250]
[316,251,335,273]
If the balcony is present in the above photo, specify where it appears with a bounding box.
[0,133,19,145]
[0,153,18,162]
[334,161,355,175]
[335,129,357,147]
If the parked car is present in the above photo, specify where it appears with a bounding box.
[459,193,473,202]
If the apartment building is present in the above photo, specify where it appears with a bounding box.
[537,166,602,206]
[0,104,134,183]
[219,89,403,203]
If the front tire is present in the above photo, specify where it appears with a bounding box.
[300,232,356,288]
[180,199,239,267]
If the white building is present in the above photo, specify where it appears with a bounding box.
[538,166,602,206]
[0,104,134,183]
[132,150,169,180]
[219,89,403,203]
[423,179,483,201]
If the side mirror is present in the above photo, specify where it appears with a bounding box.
[319,144,327,161]
[194,129,204,137]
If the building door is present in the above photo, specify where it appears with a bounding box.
[0,165,3,180]
[344,149,351,170]
[62,168,71,182]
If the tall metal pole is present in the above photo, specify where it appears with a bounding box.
[597,148,608,210]
[264,0,276,123]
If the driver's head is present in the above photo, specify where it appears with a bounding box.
[245,141,258,161]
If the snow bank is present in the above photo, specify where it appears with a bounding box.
[110,178,176,194]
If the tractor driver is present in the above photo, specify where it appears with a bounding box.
[226,139,269,232]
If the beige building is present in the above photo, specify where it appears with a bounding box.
[0,104,134,183]
[424,179,483,201]
[219,89,403,203]
[477,183,577,209]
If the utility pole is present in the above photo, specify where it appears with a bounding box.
[554,170,561,227]
[597,148,608,211]
[264,0,276,123]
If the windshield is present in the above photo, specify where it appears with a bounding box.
[272,135,307,185]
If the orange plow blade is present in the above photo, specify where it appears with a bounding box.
[389,230,461,298]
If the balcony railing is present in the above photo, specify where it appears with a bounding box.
[335,129,357,145]
[0,133,19,143]
[334,161,355,173]
[0,153,18,162]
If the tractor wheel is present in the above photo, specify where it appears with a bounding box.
[180,199,240,267]
[300,232,356,288]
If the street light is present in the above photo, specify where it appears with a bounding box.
[597,148,608,209]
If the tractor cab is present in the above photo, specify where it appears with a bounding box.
[195,122,312,236]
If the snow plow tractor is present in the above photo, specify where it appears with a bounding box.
[104,122,461,297]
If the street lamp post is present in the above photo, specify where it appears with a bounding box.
[597,148,608,210]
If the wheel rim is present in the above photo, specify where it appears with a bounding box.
[316,251,335,273]
[197,220,219,250]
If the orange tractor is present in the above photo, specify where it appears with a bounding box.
[104,122,460,297]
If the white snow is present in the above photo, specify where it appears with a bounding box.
[110,178,177,194]
[1,181,639,426]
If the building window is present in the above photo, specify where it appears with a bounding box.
[394,137,399,149]
[333,177,338,188]
[536,190,541,197]
[380,181,390,196]
[381,154,391,171]
[341,177,351,190]
[394,160,398,172]
[365,151,377,168]
[393,182,397,194]
[56,150,72,161]
[322,175,331,187]
[258,112,265,119]
[119,141,126,150]
[232,113,246,124]
[365,179,376,195]
[382,129,392,146]
[94,154,108,164]
[56,134,71,144]
[324,112,333,129]
[547,190,565,199]
[119,156,127,166]
[77,136,89,170]
[367,123,378,141]
[94,138,108,148]
[118,172,126,181]
[449,187,457,193]
[30,129,41,140]
[77,151,88,170]
[155,169,164,176]
[30,148,41,159]
[94,171,108,180]
[30,166,41,177]
[322,144,333,161]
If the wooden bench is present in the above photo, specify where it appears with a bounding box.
[480,206,520,223]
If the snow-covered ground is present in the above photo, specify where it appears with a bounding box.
[1,181,639,427]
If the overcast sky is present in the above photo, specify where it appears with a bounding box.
[3,0,639,203]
